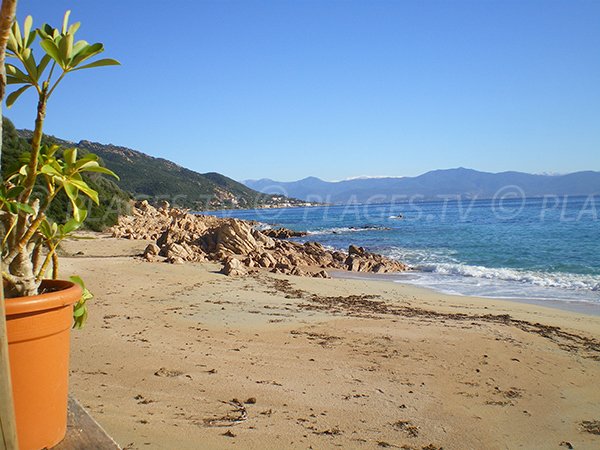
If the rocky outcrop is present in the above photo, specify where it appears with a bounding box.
[215,220,276,255]
[111,201,409,278]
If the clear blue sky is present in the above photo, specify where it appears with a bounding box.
[6,0,600,181]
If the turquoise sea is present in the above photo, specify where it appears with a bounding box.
[205,196,600,308]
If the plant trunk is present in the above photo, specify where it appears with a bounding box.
[1,0,22,448]
[2,87,48,299]
[6,251,38,298]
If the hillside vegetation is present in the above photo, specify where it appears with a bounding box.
[2,119,305,230]
[2,118,130,230]
[69,138,286,210]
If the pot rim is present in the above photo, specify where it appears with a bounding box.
[4,279,82,316]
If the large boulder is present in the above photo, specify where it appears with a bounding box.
[214,219,275,255]
[345,248,408,273]
[221,257,248,276]
[144,244,160,256]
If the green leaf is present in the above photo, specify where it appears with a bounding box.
[69,275,85,290]
[23,15,33,37]
[73,154,99,168]
[63,147,77,165]
[72,306,88,329]
[74,160,98,169]
[22,52,38,81]
[6,63,31,82]
[69,179,99,204]
[62,217,83,235]
[6,66,31,85]
[18,203,35,214]
[62,180,79,209]
[5,202,17,214]
[70,42,103,66]
[73,159,100,171]
[37,24,54,40]
[39,219,54,238]
[62,185,89,223]
[71,39,88,58]
[59,32,73,63]
[6,76,24,85]
[7,30,17,52]
[68,22,81,35]
[70,274,93,328]
[71,58,120,72]
[70,203,83,222]
[75,202,88,223]
[16,203,35,214]
[26,30,37,48]
[40,39,64,67]
[80,165,120,179]
[13,20,22,47]
[73,304,86,317]
[62,10,71,34]
[40,163,63,177]
[82,289,93,302]
[23,17,36,47]
[6,85,32,108]
[6,186,24,198]
[37,54,52,77]
[42,144,60,157]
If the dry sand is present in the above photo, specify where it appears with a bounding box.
[60,233,600,450]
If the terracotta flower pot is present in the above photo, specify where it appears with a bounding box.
[5,279,82,450]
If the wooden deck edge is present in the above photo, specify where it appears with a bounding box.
[54,396,121,449]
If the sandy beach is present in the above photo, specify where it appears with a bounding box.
[60,233,600,450]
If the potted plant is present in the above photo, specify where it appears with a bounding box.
[1,11,119,450]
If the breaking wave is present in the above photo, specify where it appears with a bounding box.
[415,263,600,292]
[307,225,390,235]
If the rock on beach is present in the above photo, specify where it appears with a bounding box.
[111,201,408,278]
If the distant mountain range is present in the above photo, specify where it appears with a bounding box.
[13,126,304,211]
[244,168,600,204]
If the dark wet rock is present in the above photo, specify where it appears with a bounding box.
[262,227,307,239]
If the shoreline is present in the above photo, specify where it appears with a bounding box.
[200,203,600,309]
[332,270,600,317]
[60,233,600,449]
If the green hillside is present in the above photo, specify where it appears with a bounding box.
[71,139,282,210]
[8,121,304,216]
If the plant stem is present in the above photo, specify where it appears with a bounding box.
[35,243,55,282]
[31,243,42,274]
[3,212,45,266]
[0,214,15,248]
[1,271,18,286]
[51,251,58,279]
[46,71,66,98]
[4,190,57,268]
[20,91,47,204]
